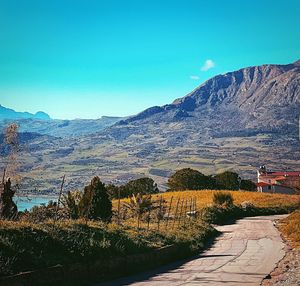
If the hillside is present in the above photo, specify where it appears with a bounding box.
[1,59,299,193]
[122,59,300,134]
[0,116,123,137]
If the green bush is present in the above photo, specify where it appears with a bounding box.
[213,191,234,207]
[240,179,257,191]
[20,200,68,223]
[200,204,297,225]
[62,191,82,219]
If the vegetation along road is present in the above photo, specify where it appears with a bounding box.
[98,215,287,286]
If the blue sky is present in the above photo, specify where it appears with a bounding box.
[0,0,300,119]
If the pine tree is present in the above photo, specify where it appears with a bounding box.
[79,177,112,222]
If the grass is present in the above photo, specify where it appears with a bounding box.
[278,210,300,248]
[116,190,300,212]
[0,219,216,277]
[1,190,299,278]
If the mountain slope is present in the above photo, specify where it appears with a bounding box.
[0,116,124,137]
[121,60,300,135]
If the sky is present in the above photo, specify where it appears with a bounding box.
[0,0,300,119]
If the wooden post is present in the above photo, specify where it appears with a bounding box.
[183,199,188,227]
[54,175,65,224]
[189,198,193,224]
[172,198,180,230]
[165,196,173,230]
[117,188,121,225]
[157,196,163,231]
[178,198,184,227]
[137,213,140,230]
[147,207,151,231]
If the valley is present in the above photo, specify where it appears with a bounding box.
[1,60,299,194]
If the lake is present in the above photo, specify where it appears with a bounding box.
[14,196,57,211]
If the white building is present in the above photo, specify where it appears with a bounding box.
[256,166,300,195]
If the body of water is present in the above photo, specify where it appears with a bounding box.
[14,196,57,211]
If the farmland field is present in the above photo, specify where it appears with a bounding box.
[115,190,300,211]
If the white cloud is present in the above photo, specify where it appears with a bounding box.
[190,75,200,80]
[201,59,215,71]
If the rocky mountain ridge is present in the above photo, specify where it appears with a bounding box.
[121,60,300,136]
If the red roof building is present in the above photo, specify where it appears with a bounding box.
[257,166,300,195]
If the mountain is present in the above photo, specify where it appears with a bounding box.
[0,105,51,120]
[121,59,300,136]
[0,105,124,136]
[1,59,299,193]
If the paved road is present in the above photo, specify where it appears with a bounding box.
[97,215,288,286]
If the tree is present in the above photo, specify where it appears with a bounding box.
[78,177,112,222]
[0,177,18,219]
[107,177,159,199]
[0,123,20,220]
[168,168,213,191]
[125,177,159,196]
[214,171,240,190]
[240,179,257,192]
[106,183,120,200]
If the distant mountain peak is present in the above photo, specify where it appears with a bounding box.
[34,111,51,120]
[0,105,51,120]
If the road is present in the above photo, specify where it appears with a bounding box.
[97,215,288,286]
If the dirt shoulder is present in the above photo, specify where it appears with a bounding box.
[262,211,300,286]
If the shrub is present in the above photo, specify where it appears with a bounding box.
[78,177,112,222]
[240,179,257,192]
[20,200,68,223]
[123,193,153,217]
[0,218,217,277]
[62,190,82,219]
[213,191,234,207]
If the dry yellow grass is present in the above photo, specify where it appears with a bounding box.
[279,210,300,248]
[114,190,300,211]
[112,190,299,231]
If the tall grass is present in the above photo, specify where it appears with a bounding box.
[114,190,300,213]
[279,210,300,248]
[0,219,216,276]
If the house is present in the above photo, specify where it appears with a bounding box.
[256,166,300,195]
